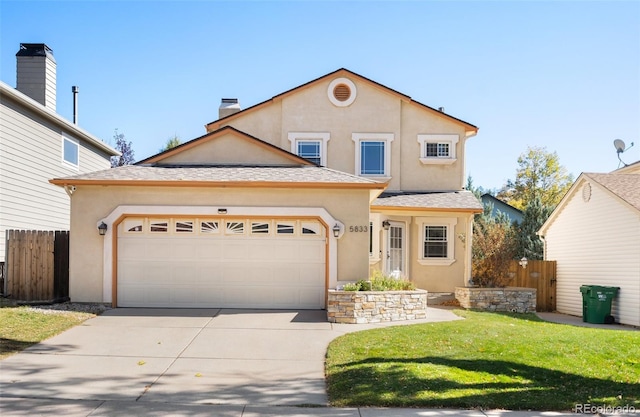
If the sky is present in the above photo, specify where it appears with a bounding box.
[1,0,639,191]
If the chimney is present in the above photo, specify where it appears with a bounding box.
[16,43,57,111]
[219,98,241,119]
[72,85,79,124]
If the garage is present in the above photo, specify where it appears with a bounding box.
[116,216,327,309]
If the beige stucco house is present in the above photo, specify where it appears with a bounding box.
[538,165,640,327]
[51,68,482,309]
[0,43,118,263]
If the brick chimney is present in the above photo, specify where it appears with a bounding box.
[16,43,57,111]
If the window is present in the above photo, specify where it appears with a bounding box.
[352,133,394,177]
[288,132,330,166]
[417,134,459,165]
[226,221,244,235]
[424,226,448,258]
[418,217,457,265]
[124,219,143,233]
[175,220,193,233]
[251,222,270,234]
[297,141,321,165]
[277,222,295,234]
[62,135,79,168]
[150,220,168,233]
[200,221,219,234]
[301,221,321,235]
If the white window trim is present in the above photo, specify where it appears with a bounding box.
[417,217,457,266]
[352,133,394,179]
[288,132,330,166]
[61,134,80,170]
[328,77,357,107]
[417,134,459,165]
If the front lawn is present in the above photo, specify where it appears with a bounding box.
[0,306,95,359]
[326,310,640,410]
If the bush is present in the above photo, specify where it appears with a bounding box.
[342,271,415,291]
[472,217,517,287]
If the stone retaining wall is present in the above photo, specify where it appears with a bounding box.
[455,287,536,313]
[327,289,428,324]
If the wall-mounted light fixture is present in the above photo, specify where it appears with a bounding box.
[217,208,228,214]
[382,220,391,231]
[98,222,108,236]
[519,256,528,269]
[332,223,341,238]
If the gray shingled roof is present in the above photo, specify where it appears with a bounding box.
[372,190,483,211]
[51,164,385,186]
[585,173,640,211]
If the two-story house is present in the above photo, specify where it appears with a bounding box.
[51,68,482,309]
[0,43,119,265]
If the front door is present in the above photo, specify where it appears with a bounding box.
[387,222,405,278]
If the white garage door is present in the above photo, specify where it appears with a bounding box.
[117,217,326,309]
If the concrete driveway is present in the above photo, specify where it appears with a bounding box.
[0,307,461,408]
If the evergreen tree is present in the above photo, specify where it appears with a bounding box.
[515,194,553,260]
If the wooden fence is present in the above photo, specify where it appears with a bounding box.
[5,230,70,301]
[507,259,557,312]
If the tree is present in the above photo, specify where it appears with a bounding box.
[110,129,135,168]
[160,135,181,152]
[472,208,517,287]
[515,194,553,260]
[497,146,573,210]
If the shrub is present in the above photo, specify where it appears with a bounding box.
[342,270,415,291]
[472,217,517,287]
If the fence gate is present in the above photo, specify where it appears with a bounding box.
[508,259,557,312]
[5,230,69,301]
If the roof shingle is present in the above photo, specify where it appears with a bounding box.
[372,191,483,211]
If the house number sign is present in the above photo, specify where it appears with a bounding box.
[349,225,369,232]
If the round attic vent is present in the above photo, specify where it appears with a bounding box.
[333,84,351,102]
[328,77,357,107]
[582,182,591,202]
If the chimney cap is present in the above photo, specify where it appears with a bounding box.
[16,43,56,62]
[221,98,239,104]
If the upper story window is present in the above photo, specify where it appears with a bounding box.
[417,134,459,165]
[288,132,330,166]
[352,133,394,178]
[62,135,79,169]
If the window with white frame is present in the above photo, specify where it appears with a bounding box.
[418,217,457,265]
[417,134,459,165]
[288,132,330,166]
[352,133,394,177]
[62,135,79,168]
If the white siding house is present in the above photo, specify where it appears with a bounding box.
[539,172,640,327]
[0,43,118,262]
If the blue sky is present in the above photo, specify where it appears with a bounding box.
[1,0,638,191]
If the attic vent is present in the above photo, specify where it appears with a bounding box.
[333,84,351,102]
[328,77,357,107]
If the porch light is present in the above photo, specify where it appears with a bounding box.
[98,222,108,236]
[382,220,391,231]
[519,256,528,269]
[332,223,341,238]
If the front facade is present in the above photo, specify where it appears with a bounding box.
[539,171,640,327]
[52,68,481,309]
[0,43,118,262]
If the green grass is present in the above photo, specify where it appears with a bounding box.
[0,306,95,359]
[326,310,640,410]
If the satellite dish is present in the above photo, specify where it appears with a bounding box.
[613,139,626,153]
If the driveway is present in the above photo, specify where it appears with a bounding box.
[0,308,461,407]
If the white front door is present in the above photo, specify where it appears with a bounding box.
[387,222,405,277]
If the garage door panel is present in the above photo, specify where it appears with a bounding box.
[117,217,326,309]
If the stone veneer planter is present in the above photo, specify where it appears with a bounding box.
[327,289,428,324]
[455,286,536,313]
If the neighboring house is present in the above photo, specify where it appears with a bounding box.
[480,193,523,224]
[51,68,482,309]
[0,43,119,263]
[538,170,640,327]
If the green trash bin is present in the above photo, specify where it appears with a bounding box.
[580,285,619,324]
